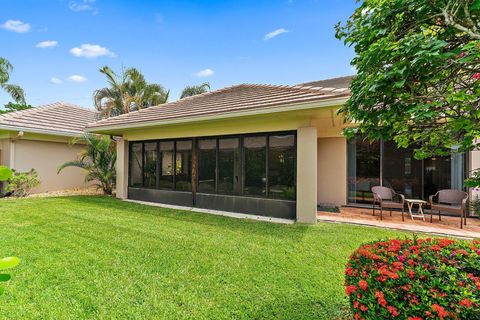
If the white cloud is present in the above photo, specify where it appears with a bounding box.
[69,44,115,58]
[36,40,58,49]
[69,0,97,13]
[264,28,289,40]
[1,20,31,33]
[67,75,87,83]
[195,68,214,77]
[50,77,62,84]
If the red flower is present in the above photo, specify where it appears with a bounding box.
[359,279,368,291]
[387,306,398,316]
[346,267,354,276]
[472,73,480,80]
[459,298,472,308]
[432,304,448,319]
[360,304,368,312]
[375,291,387,307]
[408,317,423,320]
[346,285,357,296]
[407,269,415,279]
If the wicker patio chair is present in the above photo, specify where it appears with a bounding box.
[371,186,405,221]
[429,189,468,228]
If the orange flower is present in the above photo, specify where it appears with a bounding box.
[387,306,398,316]
[432,304,448,319]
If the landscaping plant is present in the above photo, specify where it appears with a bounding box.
[345,237,480,319]
[6,169,40,197]
[0,257,20,295]
[335,0,480,160]
[58,134,116,195]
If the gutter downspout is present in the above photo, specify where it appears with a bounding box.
[9,131,24,170]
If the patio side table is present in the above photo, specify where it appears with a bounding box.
[405,199,427,221]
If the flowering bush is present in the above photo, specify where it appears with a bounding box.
[345,237,480,319]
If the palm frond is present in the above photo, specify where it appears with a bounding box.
[1,83,26,104]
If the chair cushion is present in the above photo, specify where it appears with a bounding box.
[430,204,462,214]
[381,201,404,209]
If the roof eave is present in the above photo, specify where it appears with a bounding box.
[0,124,85,138]
[86,96,349,134]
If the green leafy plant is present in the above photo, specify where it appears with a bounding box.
[0,166,13,181]
[93,66,170,118]
[0,257,20,295]
[345,238,480,319]
[335,0,480,159]
[469,195,480,217]
[6,169,40,197]
[58,134,116,195]
[180,82,211,99]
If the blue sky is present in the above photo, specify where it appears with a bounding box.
[0,0,357,108]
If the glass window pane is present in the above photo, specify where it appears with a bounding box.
[144,142,157,188]
[130,143,143,187]
[244,136,266,196]
[218,138,241,195]
[268,135,295,200]
[197,139,216,193]
[382,141,422,199]
[159,141,174,189]
[424,156,452,198]
[347,136,380,204]
[175,140,192,191]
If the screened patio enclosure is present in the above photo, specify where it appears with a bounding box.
[347,136,466,205]
[128,131,297,219]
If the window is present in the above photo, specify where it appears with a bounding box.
[347,136,466,204]
[218,138,241,195]
[144,142,157,188]
[243,136,267,196]
[128,132,297,201]
[130,143,143,187]
[268,135,295,200]
[347,137,380,204]
[159,141,174,189]
[175,140,192,191]
[197,139,217,193]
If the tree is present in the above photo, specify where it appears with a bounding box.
[93,66,169,118]
[335,0,480,159]
[0,57,26,105]
[58,134,116,195]
[0,102,32,114]
[180,82,211,99]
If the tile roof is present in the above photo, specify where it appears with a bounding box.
[0,102,98,137]
[87,83,350,130]
[299,75,354,89]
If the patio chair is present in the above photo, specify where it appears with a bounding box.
[429,189,468,228]
[371,186,405,221]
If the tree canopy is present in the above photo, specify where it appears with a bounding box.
[336,0,480,159]
[93,66,169,118]
[0,102,32,114]
[0,57,26,105]
[180,82,211,99]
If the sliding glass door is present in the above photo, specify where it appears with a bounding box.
[347,137,465,204]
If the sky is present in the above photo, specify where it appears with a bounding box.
[0,0,357,109]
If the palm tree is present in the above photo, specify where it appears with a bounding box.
[58,134,117,195]
[93,66,169,118]
[180,82,211,99]
[0,57,26,104]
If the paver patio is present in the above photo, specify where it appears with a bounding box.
[317,207,480,239]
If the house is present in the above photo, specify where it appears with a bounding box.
[0,102,98,193]
[86,76,474,223]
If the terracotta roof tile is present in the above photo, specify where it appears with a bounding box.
[0,102,98,136]
[87,83,350,130]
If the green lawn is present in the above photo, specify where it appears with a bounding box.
[0,196,414,319]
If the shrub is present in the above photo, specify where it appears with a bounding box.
[6,169,40,197]
[345,238,480,319]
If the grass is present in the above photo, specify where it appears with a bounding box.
[0,196,415,319]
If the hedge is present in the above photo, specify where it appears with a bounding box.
[345,237,480,319]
